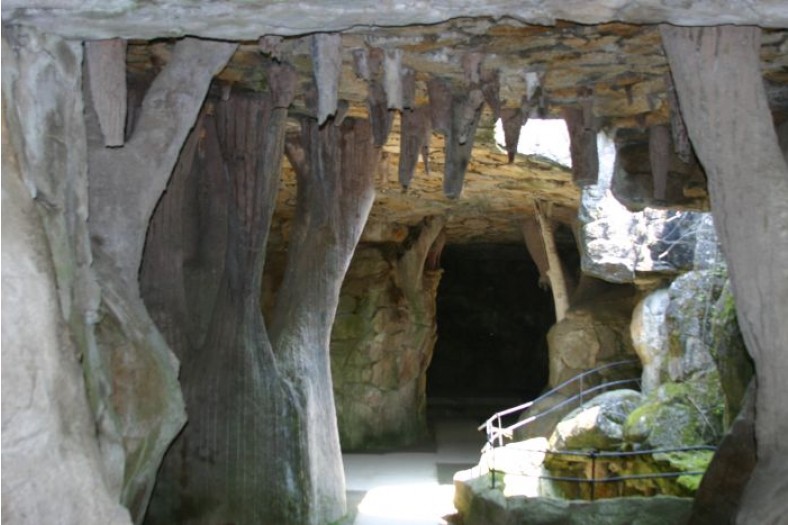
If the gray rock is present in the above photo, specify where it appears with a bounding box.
[455,469,694,525]
[665,270,726,382]
[631,289,670,393]
[623,374,724,449]
[549,389,644,451]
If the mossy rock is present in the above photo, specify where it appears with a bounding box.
[624,373,724,449]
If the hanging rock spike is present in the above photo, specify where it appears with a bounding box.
[311,33,342,125]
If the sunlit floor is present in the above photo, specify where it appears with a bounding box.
[343,417,486,525]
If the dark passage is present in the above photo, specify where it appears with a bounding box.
[428,243,555,406]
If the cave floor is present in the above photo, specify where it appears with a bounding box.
[342,410,492,525]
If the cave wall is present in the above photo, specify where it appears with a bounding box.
[1,28,132,525]
[265,220,443,451]
[331,244,441,450]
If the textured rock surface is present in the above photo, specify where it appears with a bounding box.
[547,291,639,390]
[579,139,715,283]
[329,245,441,450]
[549,389,644,451]
[5,0,788,40]
[710,282,753,427]
[624,373,724,449]
[1,33,130,523]
[630,289,670,393]
[665,269,726,382]
[455,468,693,525]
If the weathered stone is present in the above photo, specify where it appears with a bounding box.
[624,373,724,449]
[689,384,756,524]
[547,297,639,391]
[455,468,693,525]
[665,269,726,382]
[630,288,670,393]
[1,28,131,525]
[7,1,788,40]
[514,392,572,442]
[710,281,753,427]
[549,389,644,451]
[325,224,444,450]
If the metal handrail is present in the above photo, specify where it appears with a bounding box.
[479,359,641,447]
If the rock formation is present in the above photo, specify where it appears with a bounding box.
[2,2,787,525]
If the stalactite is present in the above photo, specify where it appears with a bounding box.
[664,71,693,163]
[649,124,671,201]
[444,89,483,199]
[311,33,342,125]
[398,106,431,189]
[258,35,284,61]
[427,76,452,134]
[481,68,501,120]
[462,52,484,85]
[428,71,483,198]
[563,88,598,186]
[501,106,527,163]
[384,48,403,110]
[402,67,416,109]
[355,47,392,147]
[85,38,127,147]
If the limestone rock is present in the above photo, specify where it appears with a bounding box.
[328,244,442,450]
[710,281,753,426]
[624,373,724,449]
[665,269,726,382]
[547,300,639,391]
[630,288,670,393]
[549,389,644,451]
[455,465,693,525]
[2,95,131,525]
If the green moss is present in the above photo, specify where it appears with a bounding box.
[653,450,714,492]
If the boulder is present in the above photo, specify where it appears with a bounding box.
[665,269,726,382]
[454,466,694,525]
[578,140,715,284]
[624,373,724,449]
[630,289,670,393]
[710,281,753,426]
[547,304,638,392]
[549,389,644,451]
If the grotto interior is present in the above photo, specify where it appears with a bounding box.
[2,2,788,525]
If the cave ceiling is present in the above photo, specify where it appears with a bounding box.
[7,2,788,244]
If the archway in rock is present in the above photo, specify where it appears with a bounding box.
[428,242,555,416]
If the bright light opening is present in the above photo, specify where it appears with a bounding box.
[355,482,456,523]
[494,118,572,167]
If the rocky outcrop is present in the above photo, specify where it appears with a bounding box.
[549,390,643,451]
[624,373,724,449]
[547,294,638,390]
[579,148,715,284]
[454,468,693,525]
[710,281,753,427]
[630,289,670,393]
[665,269,726,382]
[1,28,132,525]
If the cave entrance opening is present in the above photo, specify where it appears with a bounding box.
[427,242,556,423]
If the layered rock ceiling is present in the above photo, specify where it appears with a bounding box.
[6,3,787,246]
[121,21,787,244]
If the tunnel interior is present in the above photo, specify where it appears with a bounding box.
[428,243,556,413]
